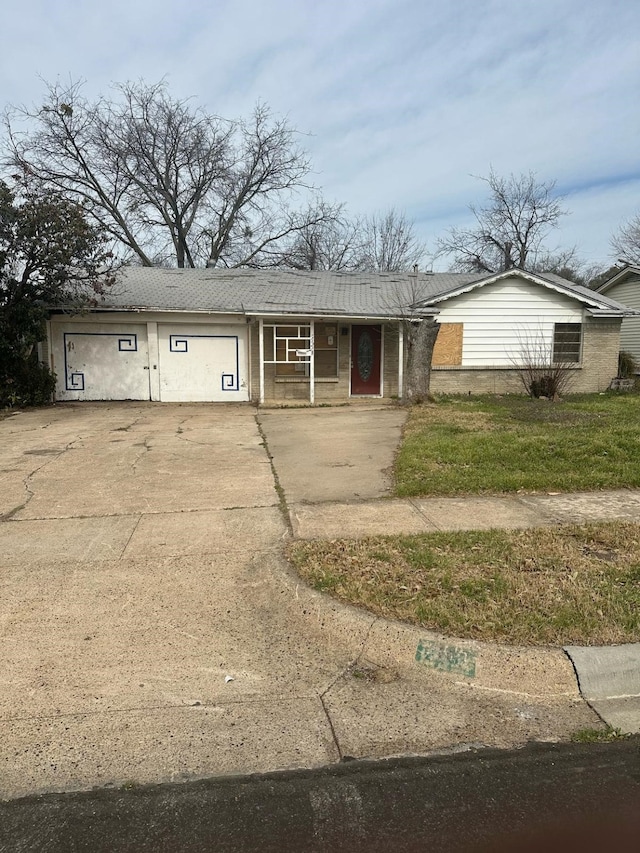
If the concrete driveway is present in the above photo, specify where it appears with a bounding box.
[0,403,596,800]
[1,403,347,797]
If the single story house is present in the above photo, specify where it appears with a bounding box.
[595,264,640,368]
[46,267,632,404]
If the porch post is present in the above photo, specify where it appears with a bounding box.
[309,319,315,404]
[258,318,265,405]
[398,320,404,400]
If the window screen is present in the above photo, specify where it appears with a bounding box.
[553,323,581,363]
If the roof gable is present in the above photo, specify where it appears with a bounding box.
[596,265,640,294]
[412,268,631,316]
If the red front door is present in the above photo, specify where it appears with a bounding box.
[351,325,382,395]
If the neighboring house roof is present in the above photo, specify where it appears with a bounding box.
[595,265,640,295]
[84,266,633,319]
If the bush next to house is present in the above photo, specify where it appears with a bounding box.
[0,179,115,408]
[0,335,56,408]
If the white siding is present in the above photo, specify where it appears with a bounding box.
[436,277,583,367]
[599,278,640,363]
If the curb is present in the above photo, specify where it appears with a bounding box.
[264,549,582,703]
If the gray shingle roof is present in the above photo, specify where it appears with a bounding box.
[92,267,630,318]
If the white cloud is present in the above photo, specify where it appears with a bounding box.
[2,0,638,271]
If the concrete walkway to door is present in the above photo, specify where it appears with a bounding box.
[0,402,613,801]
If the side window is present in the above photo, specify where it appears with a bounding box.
[553,323,581,363]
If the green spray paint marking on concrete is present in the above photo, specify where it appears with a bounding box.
[415,640,476,678]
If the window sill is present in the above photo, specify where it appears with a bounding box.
[274,376,340,383]
[432,364,583,371]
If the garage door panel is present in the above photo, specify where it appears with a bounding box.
[55,325,150,401]
[159,324,248,402]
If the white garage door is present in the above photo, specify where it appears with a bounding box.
[55,324,151,401]
[158,324,249,402]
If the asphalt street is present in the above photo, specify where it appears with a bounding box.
[1,740,639,852]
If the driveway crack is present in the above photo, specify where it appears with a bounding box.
[131,437,152,474]
[1,436,82,521]
[255,412,292,535]
[320,694,343,761]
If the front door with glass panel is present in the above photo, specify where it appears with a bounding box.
[350,325,381,395]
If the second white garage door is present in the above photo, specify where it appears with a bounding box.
[158,324,249,402]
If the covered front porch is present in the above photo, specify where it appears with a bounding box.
[250,317,405,404]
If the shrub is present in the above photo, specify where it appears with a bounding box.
[0,354,56,408]
[618,351,637,379]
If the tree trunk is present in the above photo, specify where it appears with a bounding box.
[405,317,440,404]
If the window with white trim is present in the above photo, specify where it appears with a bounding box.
[553,323,582,363]
[264,324,339,378]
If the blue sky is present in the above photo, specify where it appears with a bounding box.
[2,0,638,269]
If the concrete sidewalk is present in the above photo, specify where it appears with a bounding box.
[290,489,640,538]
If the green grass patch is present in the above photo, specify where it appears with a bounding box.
[395,393,640,496]
[571,727,630,743]
[287,521,640,645]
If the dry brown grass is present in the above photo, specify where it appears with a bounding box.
[287,521,640,646]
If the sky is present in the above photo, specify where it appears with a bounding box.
[1,0,638,271]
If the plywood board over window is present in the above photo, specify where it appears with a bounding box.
[433,323,463,366]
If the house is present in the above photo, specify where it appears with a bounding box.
[46,267,632,404]
[595,264,640,369]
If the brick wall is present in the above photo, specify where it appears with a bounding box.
[570,318,621,393]
[430,318,621,395]
[383,323,400,397]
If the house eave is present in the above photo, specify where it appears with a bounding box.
[585,308,639,318]
[415,268,620,313]
[596,265,640,293]
[51,305,440,321]
[247,309,440,322]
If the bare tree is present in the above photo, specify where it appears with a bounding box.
[404,314,440,403]
[358,209,427,271]
[437,170,568,273]
[385,271,440,403]
[270,202,362,270]
[531,249,609,287]
[4,80,329,268]
[611,213,640,266]
[510,327,575,400]
[278,206,427,272]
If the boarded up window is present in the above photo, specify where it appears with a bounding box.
[432,323,463,366]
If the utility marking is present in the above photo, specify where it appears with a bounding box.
[416,640,476,678]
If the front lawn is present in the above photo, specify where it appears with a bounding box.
[395,393,640,497]
[287,521,640,645]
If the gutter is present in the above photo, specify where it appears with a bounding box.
[585,309,640,318]
[50,306,441,321]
